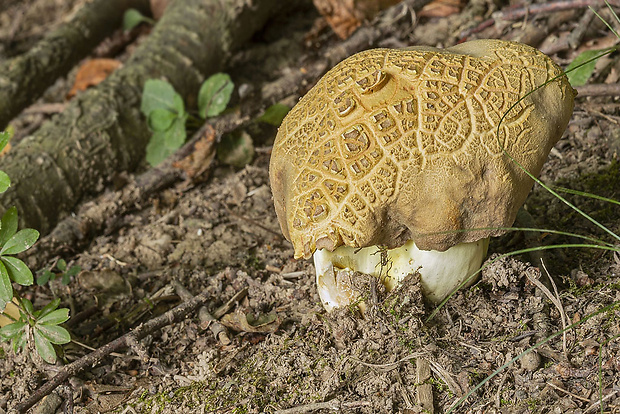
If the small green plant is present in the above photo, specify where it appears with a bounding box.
[0,130,71,364]
[37,259,81,286]
[0,298,70,364]
[140,73,234,166]
[0,206,38,307]
[122,9,155,31]
[257,103,291,126]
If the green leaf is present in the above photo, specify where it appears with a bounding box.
[12,330,26,352]
[0,262,11,310]
[20,297,34,315]
[145,115,187,166]
[34,298,60,319]
[36,269,54,286]
[0,171,10,194]
[565,49,602,87]
[122,8,154,31]
[0,322,25,341]
[66,266,81,277]
[1,228,39,255]
[257,103,291,126]
[0,131,10,153]
[148,108,177,132]
[145,131,168,167]
[0,207,18,247]
[172,94,185,115]
[141,79,180,116]
[2,257,33,286]
[36,324,70,344]
[198,73,234,118]
[37,308,69,326]
[33,328,57,363]
[57,259,66,272]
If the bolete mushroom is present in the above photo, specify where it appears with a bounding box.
[269,39,574,311]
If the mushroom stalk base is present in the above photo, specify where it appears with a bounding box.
[313,239,489,312]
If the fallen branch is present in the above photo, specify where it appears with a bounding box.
[273,399,372,414]
[575,83,620,97]
[11,287,213,413]
[459,0,619,41]
[0,0,150,130]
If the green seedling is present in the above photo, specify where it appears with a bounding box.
[141,73,234,166]
[257,103,291,126]
[37,259,81,286]
[122,8,155,31]
[0,297,70,364]
[0,207,38,310]
[0,130,71,364]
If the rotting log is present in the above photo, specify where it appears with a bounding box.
[0,0,290,234]
[0,0,151,130]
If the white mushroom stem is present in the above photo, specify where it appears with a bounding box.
[313,239,489,312]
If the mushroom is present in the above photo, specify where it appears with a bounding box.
[269,39,575,311]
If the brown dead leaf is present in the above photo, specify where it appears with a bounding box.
[220,310,280,333]
[0,141,10,157]
[67,58,122,98]
[419,0,466,18]
[313,0,400,39]
[0,298,20,328]
[172,125,217,180]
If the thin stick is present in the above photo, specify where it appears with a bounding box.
[273,399,371,414]
[545,381,591,402]
[525,264,569,356]
[13,288,213,413]
[460,0,618,40]
[576,83,620,97]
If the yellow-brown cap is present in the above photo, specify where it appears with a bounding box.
[270,40,575,259]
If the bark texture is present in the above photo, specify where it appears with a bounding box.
[0,0,151,130]
[0,0,288,234]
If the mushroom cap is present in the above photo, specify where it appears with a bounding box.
[270,39,575,259]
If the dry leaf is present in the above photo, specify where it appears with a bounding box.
[67,58,122,98]
[419,0,466,18]
[313,0,400,39]
[172,125,217,180]
[0,298,20,328]
[220,310,280,333]
[0,141,11,157]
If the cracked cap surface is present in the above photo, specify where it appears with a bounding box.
[270,39,575,259]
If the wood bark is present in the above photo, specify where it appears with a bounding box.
[0,0,289,234]
[0,0,151,130]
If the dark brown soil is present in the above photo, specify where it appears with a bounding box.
[1,1,620,413]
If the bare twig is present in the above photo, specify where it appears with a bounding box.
[576,83,620,97]
[460,0,618,40]
[273,399,372,414]
[212,287,248,319]
[525,264,570,356]
[171,279,234,345]
[584,387,619,413]
[350,352,426,371]
[545,381,591,402]
[12,288,213,413]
